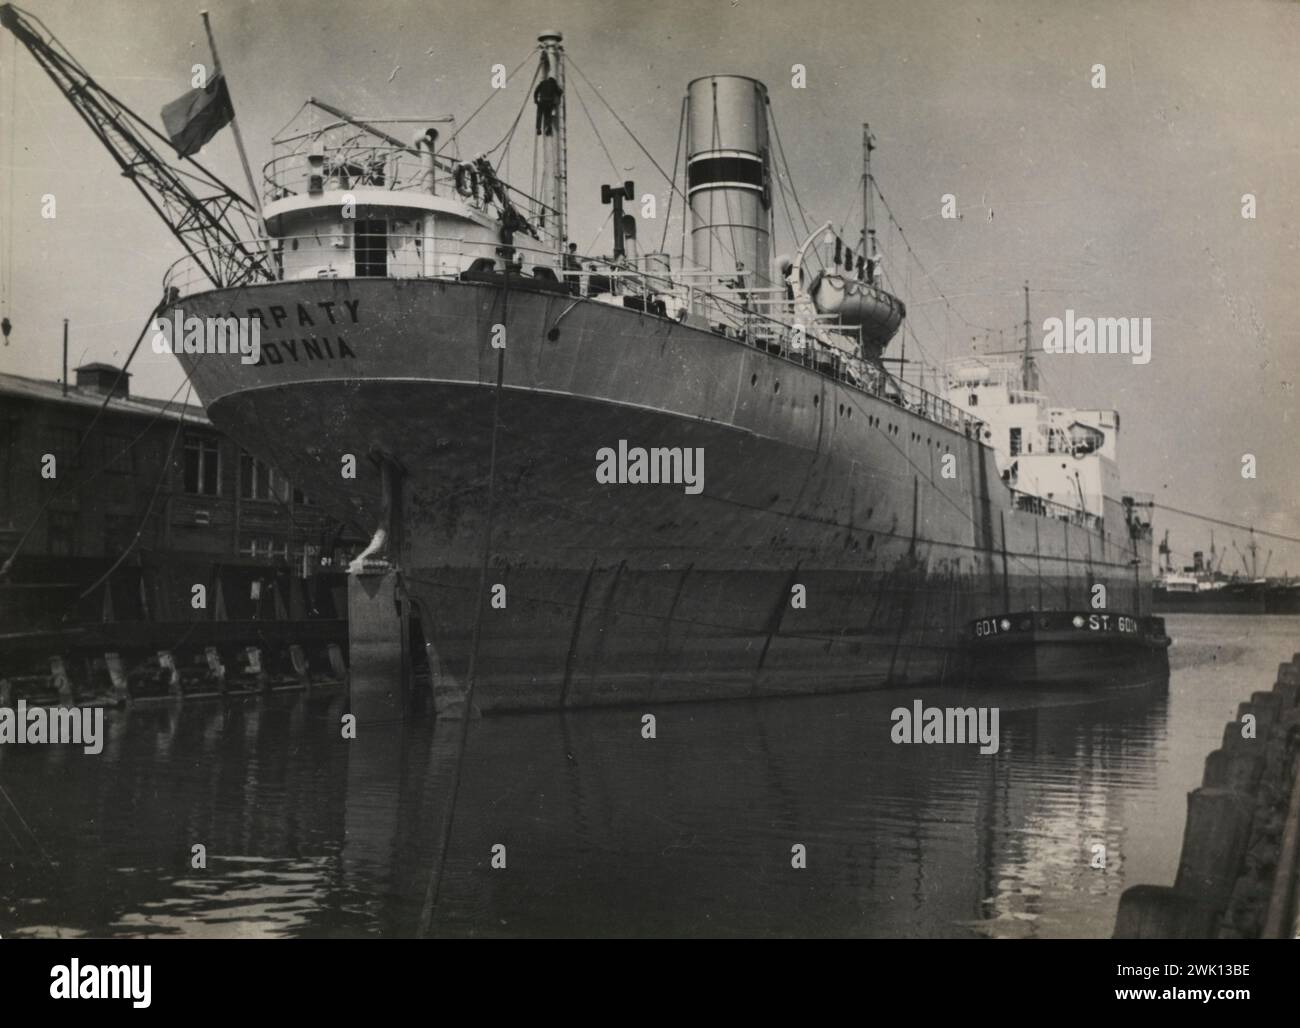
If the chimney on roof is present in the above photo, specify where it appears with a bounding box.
[74,362,130,399]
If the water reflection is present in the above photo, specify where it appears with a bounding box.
[1,615,1295,937]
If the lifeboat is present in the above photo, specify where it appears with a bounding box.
[809,270,905,351]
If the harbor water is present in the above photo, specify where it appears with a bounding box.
[2,614,1297,938]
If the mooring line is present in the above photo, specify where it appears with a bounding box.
[418,274,510,937]
[0,782,55,867]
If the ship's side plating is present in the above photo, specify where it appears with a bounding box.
[173,274,1156,709]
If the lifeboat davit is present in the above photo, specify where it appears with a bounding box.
[809,270,906,352]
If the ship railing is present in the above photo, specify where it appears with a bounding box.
[160,232,984,439]
[262,144,438,202]
[261,143,554,224]
[1009,486,1100,529]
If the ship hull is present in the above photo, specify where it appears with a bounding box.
[1153,586,1267,615]
[170,276,1162,709]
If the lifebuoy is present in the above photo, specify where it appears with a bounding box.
[453,163,477,199]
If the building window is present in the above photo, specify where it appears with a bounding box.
[239,536,289,560]
[184,434,221,496]
[968,393,978,407]
[104,434,135,475]
[47,510,78,556]
[1009,427,1022,457]
[53,426,80,469]
[239,451,289,502]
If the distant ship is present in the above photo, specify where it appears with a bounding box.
[3,12,1170,707]
[1153,531,1277,615]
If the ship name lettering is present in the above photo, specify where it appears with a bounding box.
[254,335,357,367]
[239,300,360,328]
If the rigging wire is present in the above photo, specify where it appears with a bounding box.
[485,62,540,159]
[1152,505,1300,549]
[583,207,613,256]
[0,782,54,867]
[569,75,621,180]
[766,107,813,239]
[871,178,1003,336]
[2,32,17,322]
[269,99,312,143]
[658,96,686,255]
[552,59,744,268]
[710,89,743,275]
[437,50,535,154]
[70,381,192,609]
[769,140,805,262]
[565,57,687,207]
[419,272,512,937]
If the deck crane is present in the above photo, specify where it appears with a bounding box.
[0,3,270,290]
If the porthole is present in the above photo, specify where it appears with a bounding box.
[750,373,758,388]
[813,394,820,407]
[774,381,781,394]
[866,535,875,550]
[838,403,844,416]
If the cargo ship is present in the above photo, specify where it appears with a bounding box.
[1153,531,1275,615]
[3,12,1169,708]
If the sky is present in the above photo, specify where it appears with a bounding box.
[1,0,1297,572]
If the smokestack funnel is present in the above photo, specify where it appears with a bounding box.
[686,76,771,288]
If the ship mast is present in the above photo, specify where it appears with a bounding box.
[1021,280,1039,392]
[537,30,567,256]
[861,123,876,276]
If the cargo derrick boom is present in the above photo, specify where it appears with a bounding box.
[0,3,267,290]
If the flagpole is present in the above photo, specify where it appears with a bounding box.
[200,10,271,249]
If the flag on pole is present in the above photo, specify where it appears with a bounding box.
[161,74,234,158]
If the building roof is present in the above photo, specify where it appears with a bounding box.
[0,370,211,426]
[74,361,132,376]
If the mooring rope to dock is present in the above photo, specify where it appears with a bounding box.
[0,782,55,868]
[417,272,511,937]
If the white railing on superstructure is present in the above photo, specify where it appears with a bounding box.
[262,139,554,229]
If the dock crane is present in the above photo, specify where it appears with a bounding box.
[0,3,269,290]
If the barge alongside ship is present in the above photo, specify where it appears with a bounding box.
[2,10,1169,708]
